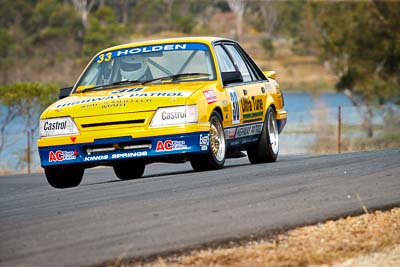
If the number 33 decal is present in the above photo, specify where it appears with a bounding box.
[97,52,112,63]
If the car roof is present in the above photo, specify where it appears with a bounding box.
[99,37,235,54]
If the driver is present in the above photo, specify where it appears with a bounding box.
[119,54,152,81]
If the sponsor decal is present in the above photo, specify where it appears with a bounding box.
[243,111,263,120]
[80,103,99,109]
[43,120,67,131]
[199,134,209,151]
[49,150,78,162]
[56,91,191,108]
[110,87,144,94]
[84,155,108,162]
[83,151,148,162]
[203,90,217,104]
[224,128,236,140]
[70,137,76,143]
[156,140,188,152]
[241,96,264,113]
[228,89,240,124]
[162,110,186,120]
[101,99,129,109]
[96,43,208,62]
[235,123,263,138]
[111,151,147,159]
[241,96,264,122]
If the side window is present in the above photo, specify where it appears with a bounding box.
[225,45,255,82]
[214,45,236,72]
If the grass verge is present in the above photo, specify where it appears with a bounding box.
[123,208,400,267]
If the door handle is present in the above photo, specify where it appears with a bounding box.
[243,89,248,95]
[261,87,266,93]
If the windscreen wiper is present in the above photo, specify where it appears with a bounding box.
[141,73,210,85]
[80,79,142,93]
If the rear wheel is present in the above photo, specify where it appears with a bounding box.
[113,160,145,180]
[247,107,279,163]
[190,111,226,171]
[44,166,84,189]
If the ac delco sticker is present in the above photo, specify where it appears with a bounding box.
[203,90,217,104]
[156,140,188,152]
[49,150,78,162]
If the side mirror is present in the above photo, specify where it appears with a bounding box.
[221,71,243,85]
[59,87,73,100]
[263,70,276,80]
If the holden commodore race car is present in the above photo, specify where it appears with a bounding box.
[38,37,287,188]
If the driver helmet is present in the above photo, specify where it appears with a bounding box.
[119,55,149,80]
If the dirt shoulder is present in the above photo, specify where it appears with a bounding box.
[125,208,400,267]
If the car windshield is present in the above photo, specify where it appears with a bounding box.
[75,43,216,92]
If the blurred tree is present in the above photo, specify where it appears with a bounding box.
[260,37,274,58]
[131,0,201,34]
[276,0,306,38]
[115,0,138,24]
[227,0,246,41]
[32,2,83,63]
[170,0,198,34]
[0,82,58,153]
[0,29,14,82]
[131,0,166,33]
[83,6,123,56]
[307,1,400,137]
[246,1,278,37]
[0,0,34,82]
[71,0,97,29]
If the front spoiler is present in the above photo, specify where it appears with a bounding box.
[39,132,210,168]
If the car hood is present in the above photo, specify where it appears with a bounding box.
[43,82,214,118]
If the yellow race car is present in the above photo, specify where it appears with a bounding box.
[38,37,287,188]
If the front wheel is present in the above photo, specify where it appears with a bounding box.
[44,166,84,189]
[113,160,145,180]
[247,107,279,164]
[190,111,226,171]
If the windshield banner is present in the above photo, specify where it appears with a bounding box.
[96,43,209,62]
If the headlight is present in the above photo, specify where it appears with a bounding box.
[150,105,198,127]
[40,117,79,137]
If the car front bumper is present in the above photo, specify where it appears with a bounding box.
[38,131,210,168]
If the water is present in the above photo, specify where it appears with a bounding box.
[281,92,355,154]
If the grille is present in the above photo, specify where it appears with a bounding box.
[84,141,151,155]
[81,119,145,128]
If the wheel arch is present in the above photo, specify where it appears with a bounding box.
[211,106,224,122]
[264,103,276,121]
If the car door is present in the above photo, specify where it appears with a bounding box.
[214,42,266,143]
[223,43,266,125]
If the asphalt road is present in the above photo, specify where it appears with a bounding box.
[0,149,399,267]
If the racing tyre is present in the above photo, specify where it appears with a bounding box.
[190,111,226,171]
[44,166,84,189]
[247,107,279,164]
[113,160,145,180]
